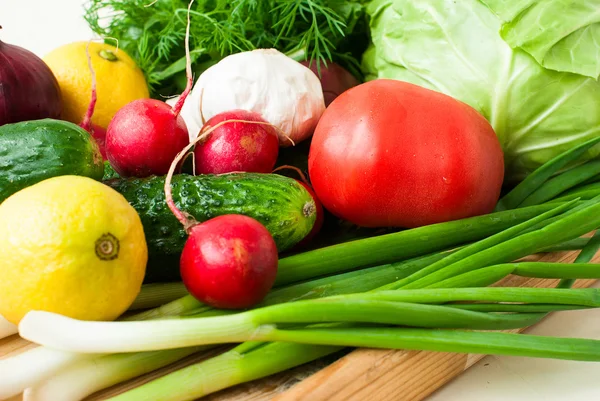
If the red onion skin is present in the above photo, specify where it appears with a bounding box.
[0,39,62,126]
[300,61,360,107]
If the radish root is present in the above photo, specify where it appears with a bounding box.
[272,165,310,185]
[171,0,195,117]
[79,40,97,133]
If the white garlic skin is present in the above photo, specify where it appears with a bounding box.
[182,49,326,146]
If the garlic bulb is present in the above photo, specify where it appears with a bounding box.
[179,49,326,146]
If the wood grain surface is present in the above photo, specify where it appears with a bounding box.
[1,250,598,401]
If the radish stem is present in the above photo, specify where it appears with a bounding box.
[79,40,97,133]
[171,0,194,117]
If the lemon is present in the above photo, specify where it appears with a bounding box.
[0,176,147,324]
[43,42,150,129]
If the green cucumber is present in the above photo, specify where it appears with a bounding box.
[0,119,104,202]
[107,173,317,282]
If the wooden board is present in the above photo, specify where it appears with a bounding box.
[1,250,598,401]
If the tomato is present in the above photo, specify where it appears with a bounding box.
[308,79,504,228]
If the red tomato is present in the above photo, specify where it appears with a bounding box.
[308,79,504,228]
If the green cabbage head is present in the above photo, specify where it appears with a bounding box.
[363,0,600,183]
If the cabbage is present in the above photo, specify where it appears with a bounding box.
[362,0,600,183]
[482,0,600,79]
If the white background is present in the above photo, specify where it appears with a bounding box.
[2,0,600,399]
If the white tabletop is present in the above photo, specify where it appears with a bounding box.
[2,1,600,399]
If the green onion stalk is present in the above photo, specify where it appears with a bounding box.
[18,199,600,401]
[2,202,566,399]
[14,144,600,400]
[0,252,445,400]
[96,198,600,401]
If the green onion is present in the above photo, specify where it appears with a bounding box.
[276,203,565,285]
[426,264,515,288]
[267,327,600,362]
[23,347,205,401]
[106,342,342,401]
[20,286,600,353]
[9,252,448,399]
[448,304,591,313]
[351,287,600,306]
[542,237,590,252]
[519,161,600,207]
[0,348,86,399]
[125,295,202,321]
[549,190,600,203]
[378,201,576,290]
[558,230,600,289]
[496,136,600,211]
[401,197,600,289]
[512,262,600,279]
[128,283,189,311]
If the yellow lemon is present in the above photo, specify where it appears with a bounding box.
[0,176,147,324]
[43,42,150,129]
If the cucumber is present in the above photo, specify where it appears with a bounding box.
[107,173,317,282]
[0,119,104,202]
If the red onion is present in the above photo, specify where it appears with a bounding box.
[0,29,62,126]
[300,61,360,106]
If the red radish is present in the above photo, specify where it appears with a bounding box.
[160,4,279,308]
[300,61,360,107]
[90,124,107,159]
[294,181,324,248]
[164,119,280,309]
[180,214,278,309]
[105,99,189,176]
[103,2,196,178]
[194,110,279,174]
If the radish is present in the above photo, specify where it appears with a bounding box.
[78,42,107,159]
[179,214,278,309]
[89,124,107,159]
[300,61,360,107]
[103,3,195,178]
[105,99,189,177]
[193,110,279,174]
[164,121,280,309]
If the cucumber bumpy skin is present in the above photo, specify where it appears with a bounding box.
[107,173,317,282]
[0,119,104,202]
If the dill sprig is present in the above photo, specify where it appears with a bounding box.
[84,0,368,97]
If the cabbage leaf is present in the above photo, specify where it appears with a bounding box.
[482,0,600,79]
[362,0,600,182]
